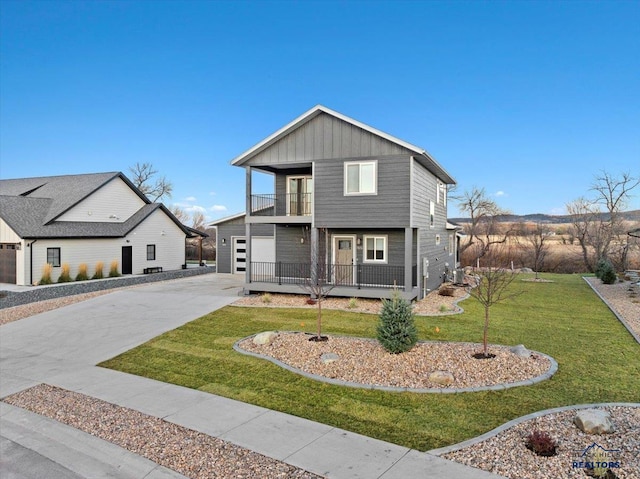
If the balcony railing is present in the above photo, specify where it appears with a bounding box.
[251,193,312,217]
[249,262,412,289]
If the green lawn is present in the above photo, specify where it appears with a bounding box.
[99,274,640,451]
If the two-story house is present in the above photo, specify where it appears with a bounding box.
[229,105,458,300]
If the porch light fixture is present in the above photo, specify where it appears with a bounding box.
[300,237,305,244]
[356,238,361,246]
[222,238,226,245]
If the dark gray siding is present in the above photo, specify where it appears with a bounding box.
[275,225,310,263]
[216,220,273,273]
[246,113,413,167]
[314,155,411,228]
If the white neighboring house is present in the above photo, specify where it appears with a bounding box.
[0,171,192,285]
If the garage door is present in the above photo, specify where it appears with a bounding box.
[0,244,17,284]
[233,237,275,274]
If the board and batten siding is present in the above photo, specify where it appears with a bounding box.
[30,209,185,283]
[245,112,413,167]
[314,155,411,228]
[57,177,147,223]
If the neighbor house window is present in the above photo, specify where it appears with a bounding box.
[437,182,447,205]
[429,201,435,228]
[345,161,377,195]
[47,248,61,267]
[147,244,156,261]
[364,235,387,263]
[449,234,454,254]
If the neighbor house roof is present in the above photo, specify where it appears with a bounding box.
[629,227,640,238]
[0,172,192,239]
[230,105,456,184]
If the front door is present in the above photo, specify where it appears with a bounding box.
[333,236,354,285]
[121,246,133,275]
[233,237,247,273]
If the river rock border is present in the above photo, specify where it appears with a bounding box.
[428,402,640,456]
[233,333,558,394]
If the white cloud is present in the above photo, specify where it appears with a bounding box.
[210,205,227,212]
[184,196,197,202]
[495,191,507,197]
[209,191,217,196]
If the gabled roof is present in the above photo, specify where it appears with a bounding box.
[0,172,191,239]
[0,172,149,224]
[230,104,456,184]
[208,212,246,227]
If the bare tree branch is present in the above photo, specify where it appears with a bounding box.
[129,162,173,202]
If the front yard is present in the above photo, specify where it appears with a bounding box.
[100,274,640,451]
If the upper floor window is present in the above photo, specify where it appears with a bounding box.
[345,161,377,195]
[47,247,61,267]
[363,235,387,263]
[147,244,156,261]
[437,181,447,205]
[429,201,435,228]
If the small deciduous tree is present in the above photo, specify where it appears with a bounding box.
[522,222,551,279]
[469,249,522,358]
[453,186,512,265]
[298,228,335,341]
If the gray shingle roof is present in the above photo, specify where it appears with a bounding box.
[0,172,191,239]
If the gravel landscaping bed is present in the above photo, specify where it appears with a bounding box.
[238,332,553,390]
[233,283,469,316]
[3,384,322,479]
[442,405,640,479]
[584,277,640,341]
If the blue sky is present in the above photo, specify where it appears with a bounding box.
[1,0,639,222]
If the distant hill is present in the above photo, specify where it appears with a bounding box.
[449,210,640,225]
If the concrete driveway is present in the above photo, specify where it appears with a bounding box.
[0,273,502,479]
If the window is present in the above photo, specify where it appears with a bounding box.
[47,248,61,267]
[437,181,447,205]
[364,235,387,263]
[449,234,454,254]
[147,244,156,261]
[345,161,377,195]
[429,201,435,228]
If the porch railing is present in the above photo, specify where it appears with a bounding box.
[250,262,411,289]
[251,193,312,217]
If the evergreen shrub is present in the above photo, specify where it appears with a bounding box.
[377,289,417,354]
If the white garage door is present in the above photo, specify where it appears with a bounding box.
[233,236,275,274]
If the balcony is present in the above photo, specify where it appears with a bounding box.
[250,193,312,221]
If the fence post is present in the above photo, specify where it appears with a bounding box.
[277,261,282,285]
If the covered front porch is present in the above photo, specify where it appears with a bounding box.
[244,261,418,300]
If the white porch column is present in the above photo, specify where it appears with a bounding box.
[245,167,252,284]
[404,227,413,292]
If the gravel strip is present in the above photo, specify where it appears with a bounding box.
[0,290,117,325]
[442,405,640,479]
[584,277,640,340]
[238,333,552,390]
[3,384,323,479]
[233,283,469,316]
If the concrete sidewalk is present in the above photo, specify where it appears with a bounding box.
[0,273,503,479]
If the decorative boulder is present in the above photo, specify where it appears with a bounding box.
[320,352,340,364]
[510,344,531,358]
[253,331,278,346]
[429,371,455,386]
[574,409,616,434]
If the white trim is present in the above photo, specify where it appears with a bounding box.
[286,175,313,216]
[343,160,377,196]
[331,234,356,283]
[363,235,388,264]
[409,156,414,228]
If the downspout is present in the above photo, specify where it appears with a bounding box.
[29,239,37,285]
